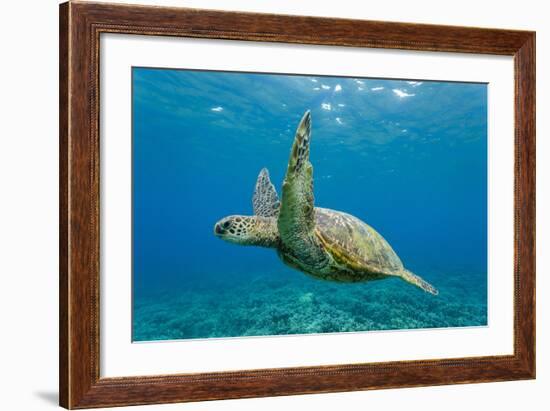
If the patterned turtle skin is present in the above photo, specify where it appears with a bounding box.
[214,111,438,295]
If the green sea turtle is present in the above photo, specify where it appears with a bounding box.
[214,111,438,295]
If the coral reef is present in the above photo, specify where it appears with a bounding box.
[133,268,487,341]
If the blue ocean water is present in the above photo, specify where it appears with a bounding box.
[132,67,487,341]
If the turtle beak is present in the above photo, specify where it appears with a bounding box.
[214,223,224,236]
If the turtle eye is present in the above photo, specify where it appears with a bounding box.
[223,221,230,228]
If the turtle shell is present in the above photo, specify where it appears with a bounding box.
[314,207,404,274]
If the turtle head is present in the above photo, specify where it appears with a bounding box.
[214,215,279,248]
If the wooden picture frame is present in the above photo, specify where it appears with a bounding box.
[59,1,535,408]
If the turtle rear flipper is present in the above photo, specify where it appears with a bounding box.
[398,269,439,295]
[253,168,280,217]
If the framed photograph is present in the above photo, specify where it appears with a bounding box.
[59,1,535,408]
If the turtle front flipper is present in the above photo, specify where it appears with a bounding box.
[278,111,327,267]
[253,168,280,217]
[278,110,314,238]
[287,110,312,174]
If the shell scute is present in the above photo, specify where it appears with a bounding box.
[314,208,404,274]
